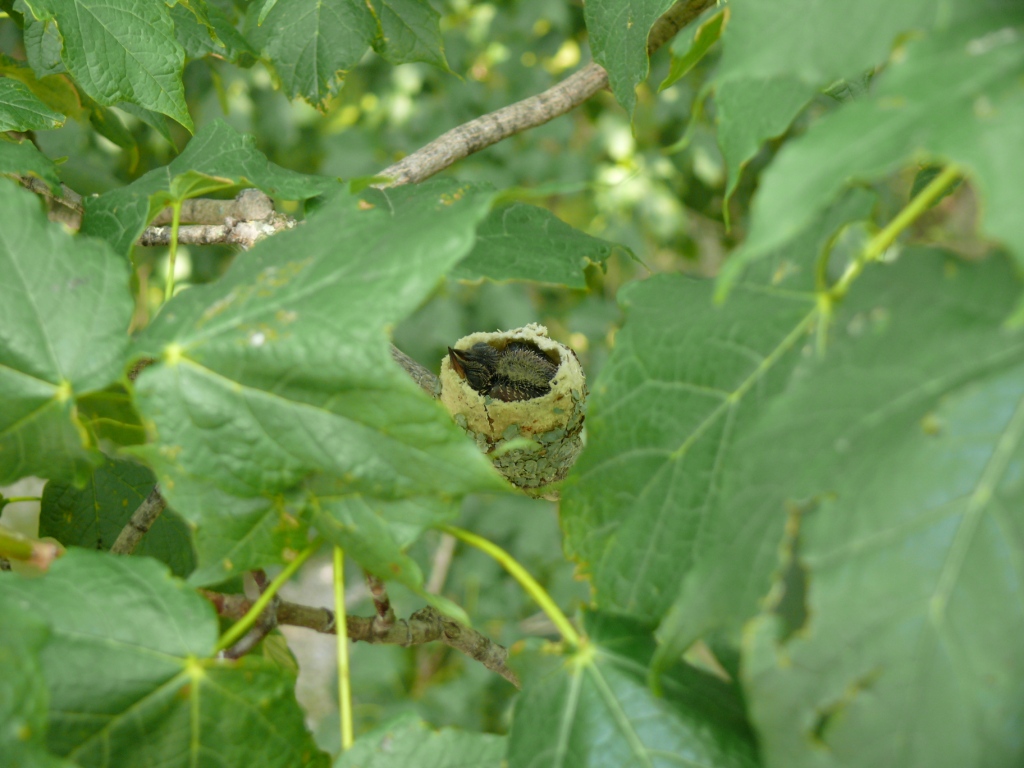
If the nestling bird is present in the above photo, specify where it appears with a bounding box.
[448,341,559,402]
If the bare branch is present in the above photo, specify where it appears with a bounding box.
[377,0,715,187]
[110,487,167,555]
[139,215,294,249]
[14,178,282,241]
[200,590,520,687]
[16,176,84,228]
[390,345,440,396]
[377,62,610,187]
[647,0,716,54]
[425,532,457,595]
[223,571,281,659]
[14,1,711,250]
[365,571,397,630]
[150,189,275,226]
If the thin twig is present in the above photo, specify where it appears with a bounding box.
[376,0,714,187]
[223,603,278,659]
[425,533,458,595]
[364,571,396,630]
[200,591,520,687]
[150,189,275,225]
[110,487,167,555]
[390,345,440,396]
[139,216,294,249]
[222,569,282,659]
[14,1,711,248]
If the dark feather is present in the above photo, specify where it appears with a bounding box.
[450,340,559,402]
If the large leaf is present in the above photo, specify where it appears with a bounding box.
[0,606,72,768]
[0,550,328,767]
[27,0,192,130]
[82,120,337,256]
[0,76,64,131]
[715,0,1006,87]
[336,714,505,768]
[584,0,674,115]
[738,254,1024,767]
[506,612,758,768]
[561,184,880,623]
[40,456,195,577]
[658,253,1024,718]
[0,179,132,485]
[130,180,506,585]
[451,203,616,288]
[245,0,376,108]
[561,276,815,622]
[721,14,1024,291]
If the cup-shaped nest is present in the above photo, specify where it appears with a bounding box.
[439,324,587,492]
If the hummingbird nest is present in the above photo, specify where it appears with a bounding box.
[440,324,587,493]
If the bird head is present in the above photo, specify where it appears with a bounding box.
[448,343,499,394]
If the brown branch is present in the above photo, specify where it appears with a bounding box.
[138,215,294,249]
[15,1,710,249]
[647,0,715,54]
[390,345,440,396]
[425,532,457,595]
[16,176,84,228]
[365,571,397,630]
[377,0,714,187]
[150,189,275,225]
[223,571,281,659]
[110,487,167,555]
[200,590,520,687]
[13,178,284,245]
[376,62,610,187]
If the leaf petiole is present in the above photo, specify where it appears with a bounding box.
[213,538,322,653]
[829,164,961,301]
[164,200,183,302]
[441,525,583,647]
[333,546,354,751]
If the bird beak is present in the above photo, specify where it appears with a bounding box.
[448,347,467,378]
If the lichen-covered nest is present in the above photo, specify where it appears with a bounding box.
[439,324,587,491]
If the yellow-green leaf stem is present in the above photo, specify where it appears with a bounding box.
[829,164,961,301]
[0,524,38,561]
[164,200,183,302]
[213,539,321,653]
[333,546,354,751]
[441,525,583,647]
